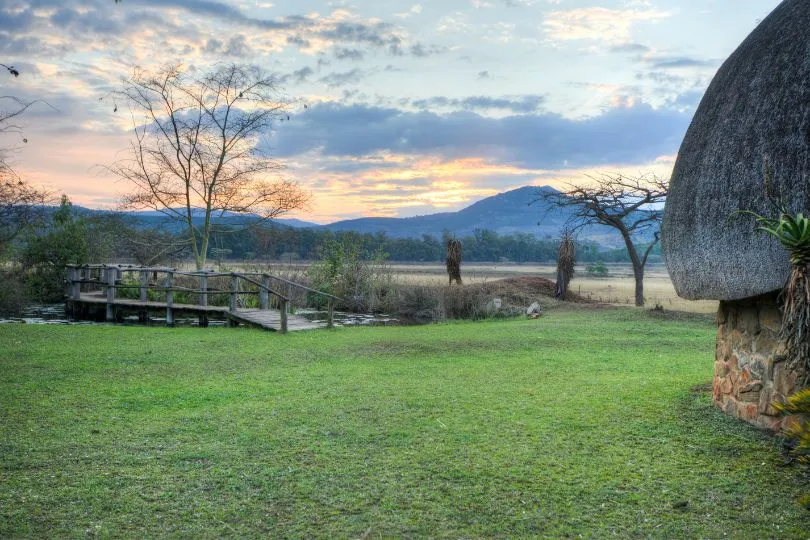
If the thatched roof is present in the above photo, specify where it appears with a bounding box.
[662,0,810,301]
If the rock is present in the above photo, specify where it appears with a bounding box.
[738,307,761,335]
[754,330,779,356]
[526,302,542,316]
[759,386,779,416]
[715,337,731,362]
[759,307,782,333]
[492,298,502,309]
[716,302,728,325]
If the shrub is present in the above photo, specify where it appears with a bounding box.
[0,267,29,315]
[22,196,88,303]
[774,388,810,508]
[585,261,609,278]
[308,238,396,313]
[396,285,441,322]
[440,285,491,321]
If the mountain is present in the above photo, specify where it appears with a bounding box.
[319,185,641,246]
[322,186,562,238]
[110,209,320,230]
[70,185,652,248]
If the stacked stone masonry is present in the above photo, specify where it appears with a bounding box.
[714,291,804,431]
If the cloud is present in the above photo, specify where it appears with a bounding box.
[544,7,672,44]
[286,35,311,49]
[647,56,717,69]
[333,47,365,61]
[478,70,490,79]
[411,95,546,113]
[271,101,691,170]
[318,68,370,87]
[130,0,309,30]
[609,42,650,54]
[409,43,447,58]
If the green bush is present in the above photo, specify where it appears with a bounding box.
[0,267,29,315]
[22,196,88,303]
[585,261,609,278]
[308,238,396,313]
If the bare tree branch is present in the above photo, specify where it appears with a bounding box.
[107,64,310,269]
[538,173,668,306]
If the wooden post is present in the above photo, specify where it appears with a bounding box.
[139,270,148,302]
[165,271,174,327]
[280,298,288,334]
[65,267,74,317]
[69,267,81,300]
[76,268,84,300]
[230,274,238,313]
[260,275,270,310]
[65,266,72,300]
[138,269,149,323]
[69,268,77,300]
[199,273,209,328]
[327,298,334,329]
[105,267,116,322]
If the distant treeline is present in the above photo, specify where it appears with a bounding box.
[208,225,660,264]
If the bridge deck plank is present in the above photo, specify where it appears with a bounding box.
[74,294,322,332]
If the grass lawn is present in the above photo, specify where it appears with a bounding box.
[1,307,808,537]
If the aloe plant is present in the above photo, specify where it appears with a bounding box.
[737,208,810,384]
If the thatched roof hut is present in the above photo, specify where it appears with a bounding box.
[662,0,810,301]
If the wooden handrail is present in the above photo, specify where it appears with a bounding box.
[236,274,288,302]
[66,264,338,334]
[262,273,343,301]
[66,264,340,301]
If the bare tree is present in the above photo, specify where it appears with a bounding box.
[541,174,668,307]
[109,64,309,269]
[0,175,49,252]
[0,93,50,252]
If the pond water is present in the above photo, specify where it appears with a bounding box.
[0,305,398,329]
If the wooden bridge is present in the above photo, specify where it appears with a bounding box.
[65,264,341,333]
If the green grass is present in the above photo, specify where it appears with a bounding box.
[0,308,807,537]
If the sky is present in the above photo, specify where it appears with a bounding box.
[0,0,783,223]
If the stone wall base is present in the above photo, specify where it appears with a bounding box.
[714,292,803,431]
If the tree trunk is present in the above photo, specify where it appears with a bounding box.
[619,228,645,307]
[632,262,644,307]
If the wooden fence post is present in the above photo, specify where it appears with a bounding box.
[230,274,238,313]
[165,271,174,327]
[260,275,270,310]
[70,267,78,300]
[199,273,209,327]
[280,298,288,334]
[139,270,148,302]
[68,266,81,300]
[137,269,149,323]
[65,266,72,300]
[327,298,334,329]
[105,267,116,322]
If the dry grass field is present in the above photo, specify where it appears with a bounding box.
[248,261,718,314]
[386,263,718,313]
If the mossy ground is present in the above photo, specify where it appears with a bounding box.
[1,308,807,537]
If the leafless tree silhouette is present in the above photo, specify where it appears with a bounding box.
[109,64,309,269]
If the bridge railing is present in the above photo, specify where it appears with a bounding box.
[65,264,342,332]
